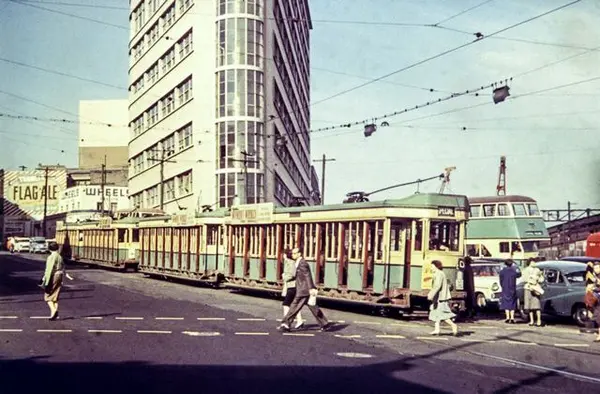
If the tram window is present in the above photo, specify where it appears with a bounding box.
[467,244,480,257]
[132,229,140,243]
[512,204,527,216]
[429,221,459,251]
[521,241,539,252]
[498,204,510,216]
[118,229,126,243]
[511,241,522,253]
[414,221,422,251]
[469,205,481,218]
[390,224,402,252]
[483,204,496,217]
[527,203,540,216]
[499,242,510,253]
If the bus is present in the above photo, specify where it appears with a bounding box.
[586,232,600,257]
[465,195,549,266]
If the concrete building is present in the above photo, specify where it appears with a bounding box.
[58,185,129,216]
[79,99,129,169]
[128,0,319,214]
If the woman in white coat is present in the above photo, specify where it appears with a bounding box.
[427,260,458,336]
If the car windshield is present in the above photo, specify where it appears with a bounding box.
[472,265,502,277]
[564,271,586,284]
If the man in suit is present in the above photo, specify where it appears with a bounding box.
[278,247,333,332]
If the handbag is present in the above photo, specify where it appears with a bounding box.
[531,284,544,297]
[585,291,598,309]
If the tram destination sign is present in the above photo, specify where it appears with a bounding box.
[229,203,274,224]
[438,206,456,217]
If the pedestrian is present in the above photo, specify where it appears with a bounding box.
[522,258,544,327]
[585,261,600,342]
[278,247,333,332]
[41,241,73,320]
[499,259,521,324]
[427,260,458,336]
[281,248,305,329]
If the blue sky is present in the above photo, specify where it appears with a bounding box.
[0,0,599,212]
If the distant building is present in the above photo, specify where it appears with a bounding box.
[79,99,129,169]
[128,0,319,214]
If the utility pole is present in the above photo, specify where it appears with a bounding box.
[313,154,335,205]
[100,155,106,216]
[231,149,258,205]
[42,166,49,237]
[147,149,176,211]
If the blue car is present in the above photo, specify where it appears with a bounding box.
[29,237,48,254]
[516,261,589,326]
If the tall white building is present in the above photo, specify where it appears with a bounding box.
[128,0,319,214]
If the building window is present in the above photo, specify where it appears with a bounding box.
[162,3,176,30]
[161,91,175,117]
[147,186,159,207]
[132,115,144,136]
[164,178,176,202]
[178,30,193,59]
[274,173,293,206]
[178,77,192,104]
[147,104,159,127]
[162,134,176,156]
[161,48,176,74]
[133,154,144,174]
[178,123,193,150]
[177,171,193,196]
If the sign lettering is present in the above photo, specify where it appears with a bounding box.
[12,185,59,201]
[438,206,455,217]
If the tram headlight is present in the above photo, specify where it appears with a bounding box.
[491,283,499,292]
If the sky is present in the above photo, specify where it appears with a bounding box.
[0,0,599,213]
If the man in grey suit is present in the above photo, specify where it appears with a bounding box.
[278,248,333,332]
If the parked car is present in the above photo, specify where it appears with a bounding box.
[560,256,600,264]
[516,261,589,326]
[29,237,48,254]
[10,237,30,253]
[472,258,505,308]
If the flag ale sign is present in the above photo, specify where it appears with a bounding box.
[3,169,67,218]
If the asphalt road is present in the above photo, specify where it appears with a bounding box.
[1,252,599,394]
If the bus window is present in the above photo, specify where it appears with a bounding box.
[483,204,495,217]
[467,244,480,257]
[512,203,527,216]
[527,203,540,216]
[511,241,522,253]
[481,245,492,257]
[498,204,509,216]
[499,242,509,253]
[429,221,459,251]
[521,241,539,252]
[469,205,481,218]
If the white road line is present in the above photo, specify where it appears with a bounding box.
[505,340,538,346]
[237,318,266,321]
[0,316,18,319]
[155,317,184,321]
[283,333,315,337]
[470,351,600,384]
[234,332,269,336]
[354,321,381,325]
[468,326,496,330]
[88,330,122,334]
[116,317,144,320]
[197,317,226,321]
[182,331,221,337]
[376,334,406,339]
[0,328,23,332]
[554,343,589,348]
[334,334,361,338]
[460,338,495,343]
[137,330,172,334]
[416,336,449,341]
[336,320,346,324]
[505,327,532,331]
[84,317,104,320]
[30,316,49,319]
[390,323,420,328]
[37,329,72,333]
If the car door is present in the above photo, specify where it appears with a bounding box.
[541,269,569,316]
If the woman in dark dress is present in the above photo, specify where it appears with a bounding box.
[499,259,521,323]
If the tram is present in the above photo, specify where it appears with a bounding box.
[465,195,550,265]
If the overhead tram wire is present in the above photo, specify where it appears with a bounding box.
[432,0,496,26]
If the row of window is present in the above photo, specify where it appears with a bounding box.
[217,172,264,207]
[273,85,310,175]
[215,69,264,119]
[216,17,264,68]
[470,202,540,218]
[131,122,193,176]
[131,29,193,96]
[217,120,262,170]
[132,76,193,138]
[131,170,193,209]
[131,0,193,36]
[273,125,311,199]
[217,0,262,17]
[273,172,294,206]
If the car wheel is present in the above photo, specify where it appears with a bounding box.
[475,293,487,309]
[572,304,590,327]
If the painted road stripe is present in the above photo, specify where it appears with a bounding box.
[197,317,226,321]
[37,329,72,333]
[155,317,184,321]
[283,333,315,337]
[84,317,104,320]
[354,321,381,325]
[417,336,448,341]
[505,340,538,346]
[137,330,172,334]
[555,343,589,348]
[390,323,420,328]
[335,334,361,338]
[0,329,23,332]
[376,334,405,339]
[116,317,144,320]
[336,320,346,324]
[88,330,122,334]
[0,316,18,319]
[234,332,269,336]
[470,351,600,384]
[506,327,532,331]
[237,318,266,321]
[468,326,496,330]
[30,316,49,319]
[460,338,495,343]
[182,331,221,337]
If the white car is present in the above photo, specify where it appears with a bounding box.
[11,237,31,253]
[472,259,504,308]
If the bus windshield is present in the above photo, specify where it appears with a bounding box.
[527,204,540,216]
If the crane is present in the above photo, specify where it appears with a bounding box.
[496,156,506,196]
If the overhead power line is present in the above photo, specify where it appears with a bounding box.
[433,0,496,25]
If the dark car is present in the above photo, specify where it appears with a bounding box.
[561,256,600,264]
[516,261,589,326]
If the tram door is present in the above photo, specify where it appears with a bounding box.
[388,220,409,291]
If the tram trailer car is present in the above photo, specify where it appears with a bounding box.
[56,217,140,271]
[137,193,471,313]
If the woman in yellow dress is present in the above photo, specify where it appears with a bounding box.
[42,242,73,320]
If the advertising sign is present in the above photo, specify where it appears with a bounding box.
[229,203,274,224]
